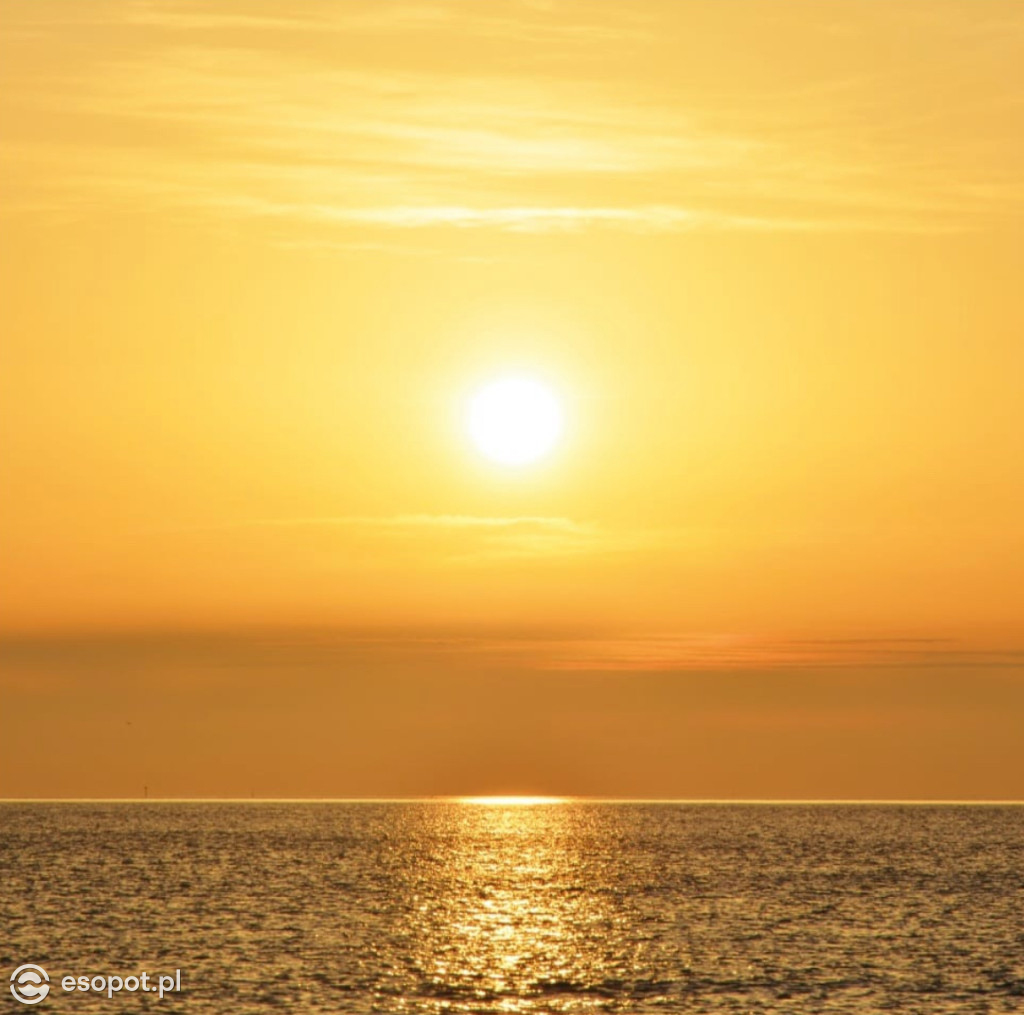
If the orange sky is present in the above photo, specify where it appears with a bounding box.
[2,1,1023,798]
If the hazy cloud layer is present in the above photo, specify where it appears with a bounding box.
[166,513,619,562]
[3,1,1023,237]
[3,626,1022,797]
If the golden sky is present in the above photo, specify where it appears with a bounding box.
[2,1,1023,798]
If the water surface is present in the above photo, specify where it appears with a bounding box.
[2,803,1022,1012]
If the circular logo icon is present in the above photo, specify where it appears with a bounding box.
[10,965,50,1005]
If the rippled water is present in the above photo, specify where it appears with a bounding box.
[2,803,1022,1012]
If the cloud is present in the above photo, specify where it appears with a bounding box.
[535,635,1024,672]
[209,200,951,234]
[4,3,1022,236]
[121,0,659,45]
[211,512,591,538]
[4,624,1023,678]
[164,513,634,563]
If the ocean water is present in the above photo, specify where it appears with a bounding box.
[2,803,1022,1013]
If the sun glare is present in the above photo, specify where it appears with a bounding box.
[457,796,567,806]
[466,377,563,466]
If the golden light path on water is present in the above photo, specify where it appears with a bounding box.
[402,802,625,1012]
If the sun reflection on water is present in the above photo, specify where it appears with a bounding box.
[392,802,622,1012]
[454,796,569,806]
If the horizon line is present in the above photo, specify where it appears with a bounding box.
[2,797,1023,805]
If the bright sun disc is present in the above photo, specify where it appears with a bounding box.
[467,377,563,466]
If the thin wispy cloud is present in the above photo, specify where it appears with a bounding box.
[186,512,587,531]
[3,3,1022,237]
[219,201,954,235]
[157,513,637,563]
[229,513,587,533]
[265,629,1024,673]
[6,625,1021,677]
[122,0,659,45]
[535,636,1024,673]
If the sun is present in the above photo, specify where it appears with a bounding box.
[466,376,563,466]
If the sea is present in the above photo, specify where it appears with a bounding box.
[2,803,1022,1013]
